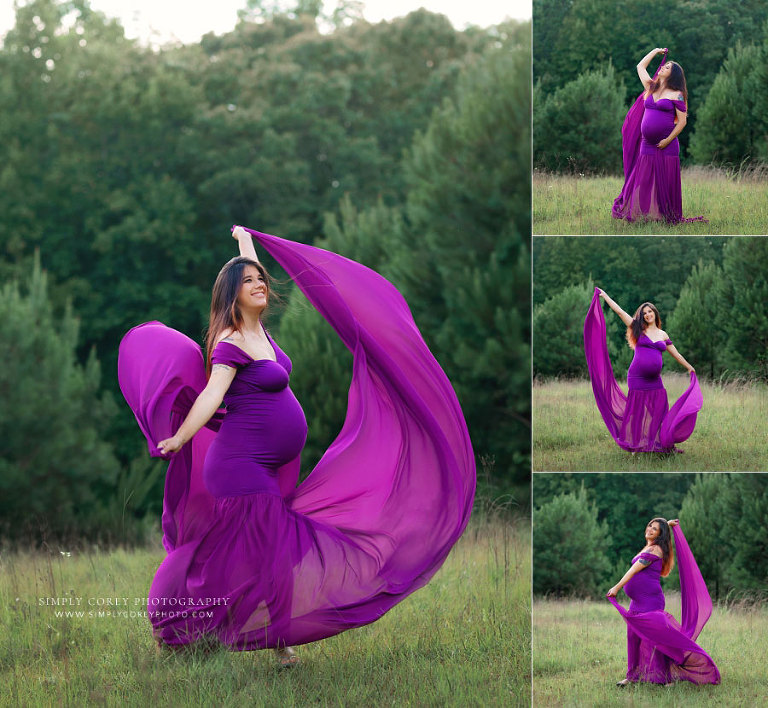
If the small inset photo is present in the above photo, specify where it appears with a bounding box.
[533,235,768,471]
[532,472,768,701]
[533,1,768,234]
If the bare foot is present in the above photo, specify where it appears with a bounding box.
[275,646,300,668]
[616,678,631,687]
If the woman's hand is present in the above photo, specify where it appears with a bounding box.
[668,519,679,528]
[607,585,621,597]
[157,435,184,455]
[687,366,695,375]
[232,225,248,241]
[657,137,672,149]
[598,288,606,298]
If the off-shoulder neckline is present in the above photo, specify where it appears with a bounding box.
[214,326,277,363]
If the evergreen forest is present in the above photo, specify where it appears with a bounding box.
[533,236,768,381]
[533,0,768,172]
[533,473,768,601]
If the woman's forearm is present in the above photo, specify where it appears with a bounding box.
[173,389,224,445]
[664,115,687,142]
[614,565,640,590]
[601,292,631,322]
[637,48,661,70]
[234,226,259,261]
[608,560,647,596]
[667,345,694,372]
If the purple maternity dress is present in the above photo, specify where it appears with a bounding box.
[608,526,720,684]
[612,51,705,223]
[584,288,702,453]
[118,229,476,650]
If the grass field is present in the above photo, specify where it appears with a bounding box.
[533,168,768,235]
[533,595,768,706]
[533,375,768,471]
[0,516,530,706]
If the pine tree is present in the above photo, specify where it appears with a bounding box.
[668,261,725,379]
[689,42,765,165]
[0,254,121,540]
[534,65,626,174]
[533,485,613,597]
[387,30,532,496]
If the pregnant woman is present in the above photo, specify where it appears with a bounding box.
[118,226,475,663]
[584,288,702,453]
[612,47,705,223]
[607,518,720,685]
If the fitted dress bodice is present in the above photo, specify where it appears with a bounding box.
[202,338,307,498]
[624,551,665,613]
[627,334,671,392]
[640,95,686,157]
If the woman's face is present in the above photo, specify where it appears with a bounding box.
[645,521,661,543]
[642,306,656,326]
[658,62,672,80]
[237,265,268,313]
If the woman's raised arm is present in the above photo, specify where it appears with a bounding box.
[637,47,665,90]
[232,225,259,261]
[599,289,633,328]
[157,364,236,454]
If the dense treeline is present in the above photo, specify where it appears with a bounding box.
[0,1,530,543]
[533,0,768,172]
[533,237,768,380]
[533,473,768,600]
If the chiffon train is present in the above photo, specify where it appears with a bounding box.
[118,229,476,649]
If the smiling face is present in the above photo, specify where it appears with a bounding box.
[645,521,661,544]
[642,306,656,326]
[236,264,268,313]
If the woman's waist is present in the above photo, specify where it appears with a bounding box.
[639,135,679,156]
[218,402,308,433]
[628,593,665,613]
[625,576,664,601]
[202,457,282,498]
[628,358,663,382]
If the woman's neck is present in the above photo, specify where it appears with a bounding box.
[239,309,263,334]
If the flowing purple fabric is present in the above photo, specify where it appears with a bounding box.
[118,229,475,649]
[584,288,702,452]
[607,526,720,684]
[612,50,706,223]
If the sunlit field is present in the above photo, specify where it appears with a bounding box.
[0,517,530,705]
[534,595,768,705]
[533,375,768,471]
[533,168,768,235]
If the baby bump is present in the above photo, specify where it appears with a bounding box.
[223,391,307,463]
[203,391,307,496]
[624,574,665,612]
[641,108,675,145]
[628,349,663,386]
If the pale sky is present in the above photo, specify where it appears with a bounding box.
[1,1,531,47]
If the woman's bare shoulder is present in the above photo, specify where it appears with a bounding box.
[215,328,242,345]
[646,545,663,557]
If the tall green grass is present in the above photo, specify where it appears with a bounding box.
[0,516,530,706]
[533,168,768,234]
[533,375,768,471]
[534,596,768,705]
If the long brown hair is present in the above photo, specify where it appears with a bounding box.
[626,302,661,349]
[204,256,270,375]
[648,517,675,577]
[648,60,688,106]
